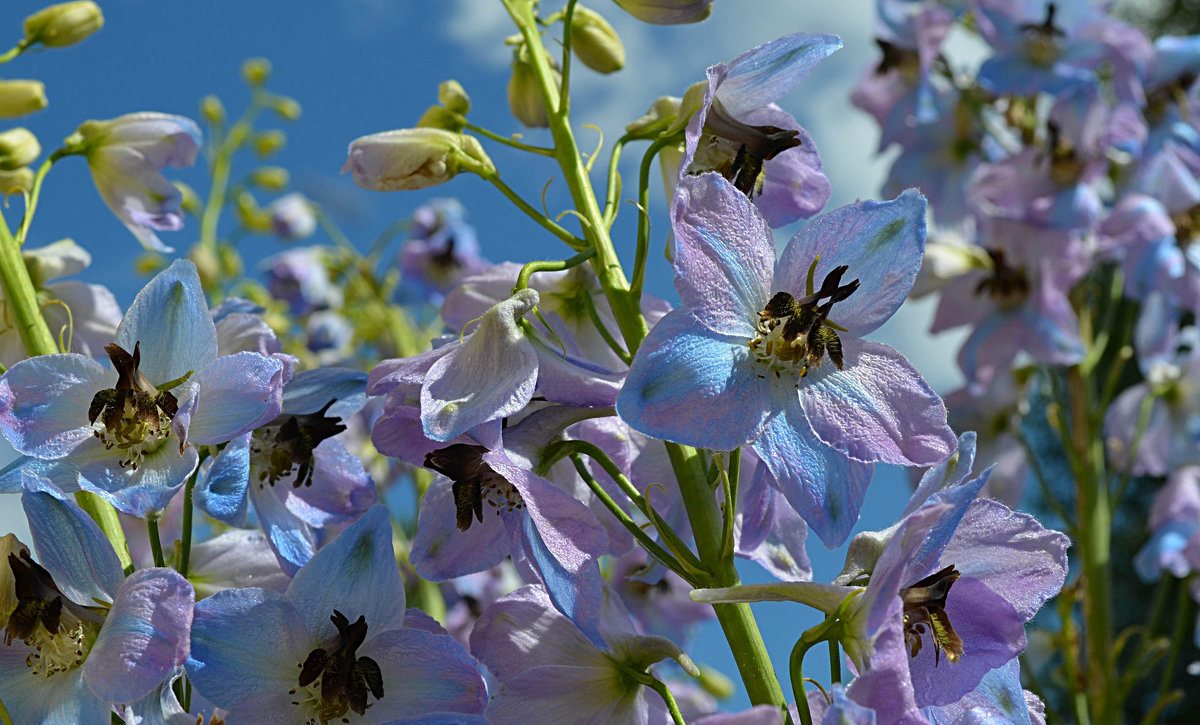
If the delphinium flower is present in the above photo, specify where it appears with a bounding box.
[0,477,193,723]
[671,32,840,227]
[262,246,342,316]
[68,112,202,252]
[267,192,317,240]
[368,288,621,444]
[194,366,375,574]
[1133,466,1200,582]
[470,583,700,724]
[611,549,715,644]
[0,238,121,368]
[187,505,488,723]
[618,172,956,546]
[0,259,285,515]
[397,198,489,305]
[696,449,1067,721]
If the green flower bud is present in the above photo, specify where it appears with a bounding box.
[23,1,103,48]
[438,80,471,115]
[613,0,713,24]
[200,95,226,125]
[250,166,289,191]
[175,181,201,215]
[133,252,166,276]
[570,6,625,74]
[416,105,466,132]
[253,129,286,157]
[695,665,735,699]
[273,96,302,121]
[242,57,272,87]
[188,243,221,288]
[0,167,34,195]
[235,190,270,231]
[508,45,558,128]
[217,242,243,279]
[0,128,40,170]
[625,95,681,135]
[343,128,495,191]
[0,80,47,119]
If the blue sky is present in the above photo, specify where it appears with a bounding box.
[0,0,972,712]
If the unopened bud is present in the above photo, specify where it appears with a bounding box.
[613,0,713,24]
[0,80,47,119]
[188,243,221,288]
[696,665,735,699]
[570,6,625,73]
[23,1,103,48]
[417,105,466,132]
[342,128,495,191]
[217,242,243,279]
[273,96,302,121]
[0,128,40,170]
[253,129,286,157]
[508,45,557,128]
[626,95,681,135]
[250,166,289,191]
[242,57,272,87]
[200,95,226,125]
[235,190,270,232]
[438,80,471,115]
[0,167,34,194]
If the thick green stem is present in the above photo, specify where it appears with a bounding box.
[179,472,198,577]
[147,517,166,568]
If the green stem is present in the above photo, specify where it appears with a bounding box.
[790,637,816,725]
[0,211,56,356]
[715,450,737,559]
[0,41,29,64]
[1156,576,1191,705]
[0,696,12,725]
[75,492,134,574]
[482,172,586,250]
[17,153,64,246]
[514,247,596,291]
[179,471,199,577]
[641,674,687,725]
[1111,389,1155,506]
[147,517,166,568]
[633,134,681,303]
[199,99,265,250]
[828,637,841,684]
[558,0,578,116]
[602,133,632,226]
[463,122,555,156]
[580,289,631,364]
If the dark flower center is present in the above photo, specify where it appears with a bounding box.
[974,248,1030,308]
[292,610,384,724]
[749,265,859,380]
[899,564,964,666]
[691,97,803,197]
[250,399,346,488]
[424,444,525,532]
[1045,121,1084,186]
[3,550,96,678]
[1172,204,1200,249]
[88,342,187,471]
[873,38,920,81]
[1019,2,1066,67]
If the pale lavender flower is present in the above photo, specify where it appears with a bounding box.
[267,192,317,240]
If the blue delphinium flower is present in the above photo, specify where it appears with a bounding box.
[187,505,488,724]
[398,198,489,305]
[0,475,194,723]
[0,259,285,515]
[618,172,956,546]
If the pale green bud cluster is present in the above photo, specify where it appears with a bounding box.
[418,80,471,132]
[22,1,103,49]
[242,57,272,88]
[0,80,47,119]
[570,6,625,74]
[0,128,40,170]
[508,43,559,128]
[344,127,495,192]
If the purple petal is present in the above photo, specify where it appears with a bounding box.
[671,173,773,338]
[284,438,377,527]
[360,628,487,720]
[85,568,194,703]
[748,109,832,225]
[775,189,927,338]
[368,345,452,398]
[531,339,624,408]
[187,352,285,445]
[617,309,771,451]
[115,259,217,384]
[410,476,509,580]
[0,353,109,458]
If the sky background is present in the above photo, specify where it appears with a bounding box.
[0,0,978,713]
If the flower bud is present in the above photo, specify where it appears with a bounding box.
[0,80,47,118]
[253,129,286,157]
[613,0,713,24]
[272,96,302,121]
[438,80,471,115]
[625,95,681,135]
[267,192,317,239]
[176,181,201,214]
[23,1,103,48]
[0,128,40,170]
[508,45,558,128]
[250,166,289,191]
[417,105,466,132]
[200,94,226,125]
[570,6,625,73]
[242,57,272,87]
[0,167,34,194]
[342,128,495,191]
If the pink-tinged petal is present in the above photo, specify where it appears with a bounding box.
[776,190,927,338]
[799,340,955,467]
[470,585,608,681]
[410,476,509,580]
[719,33,843,116]
[87,145,186,253]
[359,628,487,720]
[85,568,194,703]
[368,344,454,398]
[186,587,308,708]
[422,290,539,441]
[116,259,217,383]
[531,338,624,408]
[286,506,406,638]
[1104,383,1169,477]
[752,387,874,547]
[694,704,784,725]
[485,665,657,725]
[739,106,830,224]
[672,173,773,338]
[490,456,608,567]
[941,499,1069,621]
[372,403,462,467]
[0,353,108,458]
[845,602,924,725]
[0,656,109,724]
[907,576,1026,708]
[617,309,771,451]
[284,438,376,527]
[187,352,284,444]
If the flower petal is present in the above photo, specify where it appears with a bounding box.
[193,433,250,526]
[284,438,377,527]
[85,568,194,703]
[360,628,487,720]
[671,173,773,338]
[0,353,108,458]
[617,309,771,450]
[0,657,109,724]
[74,440,199,517]
[116,259,217,383]
[187,352,285,445]
[719,33,844,116]
[249,476,316,576]
[281,366,368,420]
[798,339,956,467]
[22,482,124,604]
[410,476,509,581]
[775,189,927,338]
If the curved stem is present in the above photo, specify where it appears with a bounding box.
[179,468,200,577]
[1155,576,1192,705]
[558,0,578,116]
[641,674,687,725]
[463,122,555,156]
[482,172,586,250]
[633,134,682,303]
[17,152,64,246]
[514,247,595,291]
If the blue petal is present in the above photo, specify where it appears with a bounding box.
[285,505,407,638]
[281,366,368,419]
[522,514,606,648]
[249,475,315,575]
[775,189,927,338]
[186,586,307,708]
[74,441,199,517]
[905,431,979,516]
[0,353,109,459]
[193,433,250,526]
[0,655,109,724]
[617,309,771,451]
[115,259,217,384]
[719,33,843,116]
[22,482,124,604]
[186,352,284,445]
[751,389,873,547]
